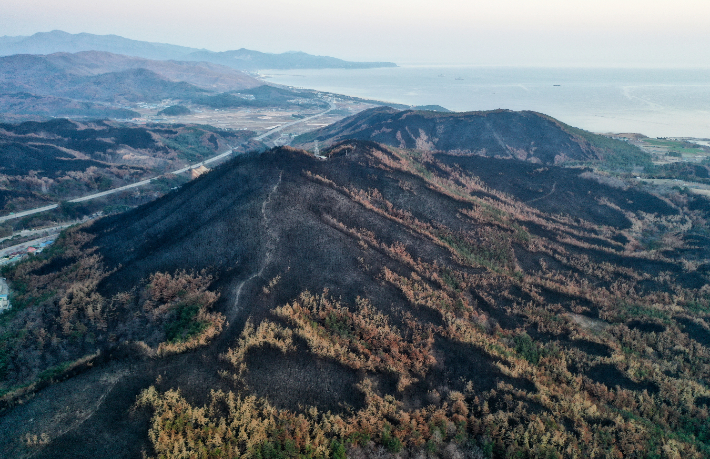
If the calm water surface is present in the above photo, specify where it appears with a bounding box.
[262,66,710,138]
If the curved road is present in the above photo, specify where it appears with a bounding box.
[0,102,335,224]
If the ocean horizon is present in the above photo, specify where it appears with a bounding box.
[261,66,710,139]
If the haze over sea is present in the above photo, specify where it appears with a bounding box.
[263,66,710,139]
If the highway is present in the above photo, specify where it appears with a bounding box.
[253,101,335,141]
[0,101,335,224]
[0,157,229,223]
[0,220,78,245]
[0,204,60,223]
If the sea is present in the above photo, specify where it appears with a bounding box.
[261,66,710,139]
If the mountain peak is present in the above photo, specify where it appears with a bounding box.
[44,30,72,36]
[293,107,649,166]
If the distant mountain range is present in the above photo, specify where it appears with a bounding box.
[0,30,397,70]
[0,51,289,120]
[0,51,261,100]
[30,51,262,91]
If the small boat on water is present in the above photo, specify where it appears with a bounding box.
[455,77,464,81]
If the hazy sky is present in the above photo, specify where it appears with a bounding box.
[3,0,710,66]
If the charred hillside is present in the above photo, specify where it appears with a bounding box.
[0,140,709,458]
[294,107,651,167]
[0,118,258,221]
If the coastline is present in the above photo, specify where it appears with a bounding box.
[260,66,710,138]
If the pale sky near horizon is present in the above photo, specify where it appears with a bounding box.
[3,0,709,66]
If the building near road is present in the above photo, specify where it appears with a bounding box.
[0,239,55,267]
[0,278,9,312]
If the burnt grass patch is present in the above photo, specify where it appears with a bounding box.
[586,417,616,428]
[527,329,611,358]
[670,237,710,264]
[677,317,710,348]
[636,279,665,295]
[436,154,675,228]
[627,320,666,334]
[473,289,526,330]
[559,240,694,285]
[562,231,622,251]
[696,396,710,408]
[585,364,659,394]
[513,246,565,274]
[427,337,502,393]
[243,345,365,414]
[568,339,612,358]
[611,233,629,245]
[426,337,534,394]
[537,286,600,315]
[521,221,570,241]
[29,365,154,459]
[29,256,76,277]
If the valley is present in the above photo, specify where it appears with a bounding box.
[131,97,376,144]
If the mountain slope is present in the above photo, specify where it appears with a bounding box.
[294,106,651,167]
[0,141,709,458]
[41,51,261,91]
[0,92,140,122]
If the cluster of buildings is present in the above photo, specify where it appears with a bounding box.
[0,239,55,267]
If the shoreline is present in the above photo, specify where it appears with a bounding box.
[259,66,710,139]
